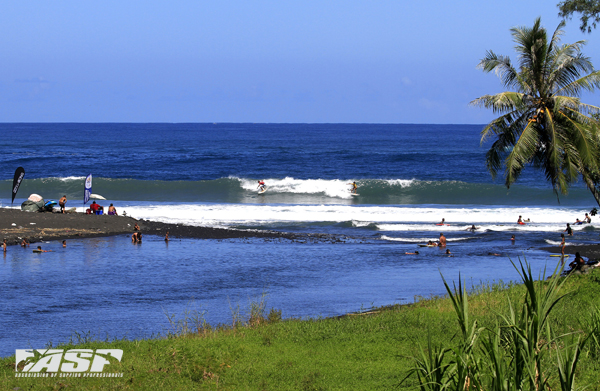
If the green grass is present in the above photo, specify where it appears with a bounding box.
[3,262,600,390]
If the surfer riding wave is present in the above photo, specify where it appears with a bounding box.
[257,180,266,193]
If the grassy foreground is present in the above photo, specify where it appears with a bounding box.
[2,262,600,390]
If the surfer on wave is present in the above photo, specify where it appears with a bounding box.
[348,181,357,194]
[257,180,266,192]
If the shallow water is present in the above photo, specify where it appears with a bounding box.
[0,233,558,357]
[0,123,594,357]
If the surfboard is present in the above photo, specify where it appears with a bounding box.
[435,224,450,226]
[350,193,359,196]
[33,250,43,253]
[518,222,526,225]
[550,254,569,257]
[418,244,437,247]
[258,186,267,194]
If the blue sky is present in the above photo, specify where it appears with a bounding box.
[1,1,598,123]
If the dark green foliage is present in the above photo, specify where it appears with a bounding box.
[471,18,600,205]
[558,0,600,33]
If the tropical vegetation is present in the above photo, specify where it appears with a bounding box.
[471,18,600,205]
[2,261,600,390]
[559,0,600,33]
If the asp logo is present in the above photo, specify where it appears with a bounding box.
[15,349,123,378]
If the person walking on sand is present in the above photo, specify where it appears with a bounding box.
[438,233,447,247]
[59,195,67,213]
[564,223,573,236]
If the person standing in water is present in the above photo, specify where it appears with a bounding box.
[438,233,447,247]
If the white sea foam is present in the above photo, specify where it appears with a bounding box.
[236,176,357,198]
[380,235,473,243]
[52,176,86,181]
[383,179,416,187]
[119,202,596,233]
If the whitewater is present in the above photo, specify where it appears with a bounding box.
[0,123,597,356]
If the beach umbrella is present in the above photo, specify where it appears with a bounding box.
[90,194,107,200]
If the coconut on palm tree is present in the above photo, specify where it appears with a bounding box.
[471,17,600,205]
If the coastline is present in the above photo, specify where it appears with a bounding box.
[3,208,600,257]
[542,243,600,260]
[0,208,342,246]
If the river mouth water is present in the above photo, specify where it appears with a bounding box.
[0,232,557,357]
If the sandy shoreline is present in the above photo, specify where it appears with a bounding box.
[3,208,600,258]
[0,208,316,246]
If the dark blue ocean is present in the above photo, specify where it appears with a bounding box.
[0,123,596,356]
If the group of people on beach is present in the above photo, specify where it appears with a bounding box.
[58,195,119,216]
[87,201,118,216]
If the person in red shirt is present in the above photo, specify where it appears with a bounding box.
[90,201,104,214]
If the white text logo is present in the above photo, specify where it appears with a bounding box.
[15,349,123,378]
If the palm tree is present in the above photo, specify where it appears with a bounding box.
[471,17,600,205]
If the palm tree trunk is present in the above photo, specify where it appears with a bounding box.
[582,174,600,207]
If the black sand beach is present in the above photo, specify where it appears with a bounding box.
[3,208,599,258]
[543,243,600,260]
[0,208,344,246]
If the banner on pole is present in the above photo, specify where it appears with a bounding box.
[12,167,25,205]
[84,174,92,205]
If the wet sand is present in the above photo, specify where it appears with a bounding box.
[543,243,600,260]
